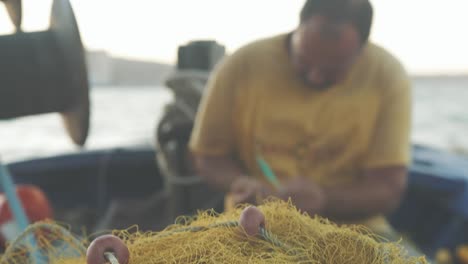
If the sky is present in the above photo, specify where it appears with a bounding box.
[1,0,467,75]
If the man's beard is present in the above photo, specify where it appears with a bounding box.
[299,74,335,91]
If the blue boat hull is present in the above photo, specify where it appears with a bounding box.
[5,145,468,258]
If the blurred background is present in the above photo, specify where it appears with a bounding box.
[0,0,467,161]
[1,1,468,261]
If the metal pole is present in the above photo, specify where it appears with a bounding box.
[0,159,44,263]
[0,160,30,230]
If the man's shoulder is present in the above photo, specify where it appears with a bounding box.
[230,34,288,62]
[358,43,411,97]
[365,43,408,78]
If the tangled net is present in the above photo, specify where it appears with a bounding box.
[0,200,427,264]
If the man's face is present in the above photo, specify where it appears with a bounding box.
[290,16,362,90]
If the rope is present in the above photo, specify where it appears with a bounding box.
[152,220,295,253]
[3,201,428,264]
[104,252,120,264]
[0,222,86,264]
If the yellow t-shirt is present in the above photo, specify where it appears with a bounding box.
[189,34,411,231]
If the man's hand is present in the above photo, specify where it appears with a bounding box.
[230,177,275,206]
[230,176,326,215]
[280,177,326,216]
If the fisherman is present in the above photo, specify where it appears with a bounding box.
[189,0,412,245]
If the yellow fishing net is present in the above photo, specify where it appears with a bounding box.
[0,200,427,264]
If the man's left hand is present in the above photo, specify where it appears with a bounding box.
[279,177,326,216]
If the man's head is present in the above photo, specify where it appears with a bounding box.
[290,0,373,90]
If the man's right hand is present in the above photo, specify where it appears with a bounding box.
[230,177,273,206]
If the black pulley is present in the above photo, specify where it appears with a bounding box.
[0,0,90,146]
[1,0,21,30]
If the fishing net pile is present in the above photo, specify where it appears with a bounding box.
[0,199,427,264]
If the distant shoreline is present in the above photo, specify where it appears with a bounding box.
[412,74,468,79]
[89,73,468,87]
[86,50,468,86]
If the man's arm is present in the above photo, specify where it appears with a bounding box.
[279,168,407,222]
[284,59,412,221]
[192,155,246,193]
[189,49,253,194]
[320,166,407,221]
[193,154,273,206]
[323,58,413,221]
